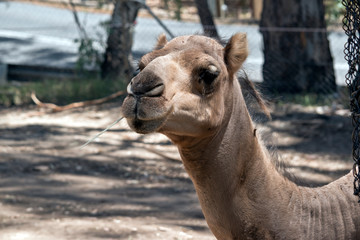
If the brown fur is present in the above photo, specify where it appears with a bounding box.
[122,33,360,240]
[154,33,168,50]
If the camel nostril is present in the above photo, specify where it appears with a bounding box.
[128,81,164,97]
[143,84,164,97]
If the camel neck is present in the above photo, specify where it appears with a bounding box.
[177,81,283,191]
[175,81,296,238]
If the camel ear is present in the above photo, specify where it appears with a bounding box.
[154,33,168,50]
[224,33,248,76]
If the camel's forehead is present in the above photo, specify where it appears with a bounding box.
[165,35,223,56]
[140,35,224,68]
[169,35,221,48]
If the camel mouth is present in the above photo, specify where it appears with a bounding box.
[128,118,167,134]
[122,94,170,134]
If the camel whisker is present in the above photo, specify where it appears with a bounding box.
[80,116,124,149]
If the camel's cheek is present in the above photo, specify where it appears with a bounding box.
[159,95,224,137]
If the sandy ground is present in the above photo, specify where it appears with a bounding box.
[0,102,354,239]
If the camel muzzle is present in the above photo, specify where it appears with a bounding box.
[122,72,170,134]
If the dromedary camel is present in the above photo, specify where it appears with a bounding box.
[121,33,360,239]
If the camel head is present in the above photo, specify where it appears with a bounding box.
[122,33,248,142]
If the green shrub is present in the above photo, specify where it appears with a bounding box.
[0,77,127,106]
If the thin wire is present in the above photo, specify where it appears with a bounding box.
[80,116,124,149]
[342,0,360,201]
[259,26,328,33]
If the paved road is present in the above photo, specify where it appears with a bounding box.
[0,1,348,84]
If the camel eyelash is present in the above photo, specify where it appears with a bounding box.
[138,62,146,71]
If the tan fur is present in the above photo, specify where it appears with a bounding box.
[122,33,360,239]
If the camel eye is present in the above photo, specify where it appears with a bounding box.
[199,65,219,85]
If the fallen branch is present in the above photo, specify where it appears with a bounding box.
[31,90,125,112]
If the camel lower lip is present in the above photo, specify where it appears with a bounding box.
[126,117,166,134]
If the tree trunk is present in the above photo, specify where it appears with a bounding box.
[251,0,263,21]
[195,0,219,39]
[101,0,141,83]
[260,0,336,94]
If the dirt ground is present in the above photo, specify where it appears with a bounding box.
[0,101,354,240]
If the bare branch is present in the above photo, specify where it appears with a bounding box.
[31,90,125,112]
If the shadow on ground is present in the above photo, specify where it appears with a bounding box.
[0,102,354,239]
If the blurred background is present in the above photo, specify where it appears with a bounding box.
[0,0,348,106]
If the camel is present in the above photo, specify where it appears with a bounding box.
[121,33,360,239]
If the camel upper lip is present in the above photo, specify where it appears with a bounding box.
[122,92,170,123]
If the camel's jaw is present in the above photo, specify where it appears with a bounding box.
[121,94,171,134]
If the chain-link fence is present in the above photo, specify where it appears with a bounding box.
[0,0,349,99]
